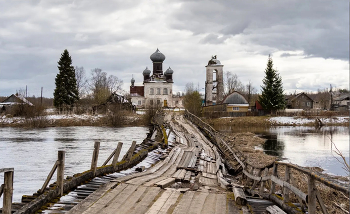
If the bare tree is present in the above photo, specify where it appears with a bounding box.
[224,71,245,96]
[245,80,257,105]
[88,68,123,104]
[75,66,88,97]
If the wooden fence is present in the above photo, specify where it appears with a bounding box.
[185,109,349,214]
[1,140,152,214]
[0,168,14,214]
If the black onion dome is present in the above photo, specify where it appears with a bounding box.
[131,77,135,83]
[165,67,173,75]
[143,67,151,75]
[150,48,166,62]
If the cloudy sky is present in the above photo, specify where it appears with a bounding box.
[0,0,348,98]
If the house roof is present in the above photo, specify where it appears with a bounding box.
[0,94,34,106]
[222,91,248,104]
[288,92,313,102]
[334,93,350,101]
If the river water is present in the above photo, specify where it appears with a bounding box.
[0,126,149,208]
[218,125,349,177]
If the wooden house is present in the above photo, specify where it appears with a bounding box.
[285,92,313,110]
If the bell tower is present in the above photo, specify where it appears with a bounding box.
[205,55,224,106]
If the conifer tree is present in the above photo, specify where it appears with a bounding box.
[54,49,79,109]
[258,56,285,113]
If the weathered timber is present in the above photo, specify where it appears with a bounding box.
[123,141,137,161]
[233,187,247,205]
[0,184,4,198]
[284,166,290,203]
[271,175,307,202]
[270,163,278,195]
[3,170,14,214]
[57,151,65,197]
[90,142,100,177]
[102,148,117,166]
[316,189,329,214]
[307,174,316,214]
[260,168,269,196]
[112,142,123,168]
[0,168,13,173]
[39,160,59,194]
[266,205,287,214]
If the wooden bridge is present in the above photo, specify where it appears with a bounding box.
[1,110,349,214]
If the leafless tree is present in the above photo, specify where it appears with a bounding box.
[75,66,88,97]
[245,80,257,105]
[88,68,123,104]
[224,71,245,96]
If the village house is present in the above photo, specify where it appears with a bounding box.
[333,93,350,112]
[285,92,313,110]
[0,94,34,113]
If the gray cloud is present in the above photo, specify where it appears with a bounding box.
[0,0,348,98]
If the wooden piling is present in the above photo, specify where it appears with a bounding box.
[57,151,65,197]
[112,142,123,168]
[283,166,290,202]
[270,163,277,195]
[3,170,14,214]
[123,141,137,161]
[307,175,316,213]
[39,160,59,194]
[91,142,100,177]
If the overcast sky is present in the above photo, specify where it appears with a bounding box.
[0,0,348,98]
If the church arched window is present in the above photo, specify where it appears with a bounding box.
[150,88,154,95]
[163,88,168,95]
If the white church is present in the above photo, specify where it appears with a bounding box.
[130,49,182,108]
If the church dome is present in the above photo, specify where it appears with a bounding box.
[142,67,151,75]
[131,77,135,83]
[165,67,173,75]
[222,92,248,104]
[150,48,166,62]
[208,55,221,65]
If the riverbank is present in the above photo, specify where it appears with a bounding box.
[0,112,145,128]
[207,115,349,127]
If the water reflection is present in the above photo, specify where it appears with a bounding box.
[217,125,349,176]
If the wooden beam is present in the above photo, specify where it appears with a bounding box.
[0,184,4,198]
[0,168,14,173]
[3,170,13,214]
[123,141,137,162]
[266,205,287,214]
[57,151,65,197]
[316,189,329,214]
[270,163,277,194]
[283,166,290,203]
[112,142,123,168]
[102,149,116,166]
[91,142,100,177]
[260,168,269,195]
[271,175,307,202]
[233,187,247,205]
[39,160,59,194]
[307,175,316,213]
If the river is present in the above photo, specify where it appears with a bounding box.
[218,125,349,177]
[0,126,149,208]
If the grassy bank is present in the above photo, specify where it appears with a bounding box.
[205,115,349,128]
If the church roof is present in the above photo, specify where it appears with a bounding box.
[150,48,166,62]
[222,91,248,104]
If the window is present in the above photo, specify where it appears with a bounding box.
[138,100,141,105]
[157,88,161,95]
[150,100,153,106]
[163,88,168,95]
[307,102,311,107]
[157,99,161,105]
[150,88,154,95]
[233,107,239,111]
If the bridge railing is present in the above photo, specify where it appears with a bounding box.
[185,109,349,214]
[0,168,14,214]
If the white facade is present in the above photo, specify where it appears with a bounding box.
[144,82,173,107]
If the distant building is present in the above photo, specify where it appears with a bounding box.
[205,55,224,106]
[130,49,180,108]
[0,94,34,113]
[333,93,350,111]
[285,92,313,110]
[203,91,248,117]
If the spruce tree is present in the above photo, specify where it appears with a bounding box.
[54,49,79,109]
[258,56,285,113]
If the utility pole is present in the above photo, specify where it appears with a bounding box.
[41,87,43,105]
